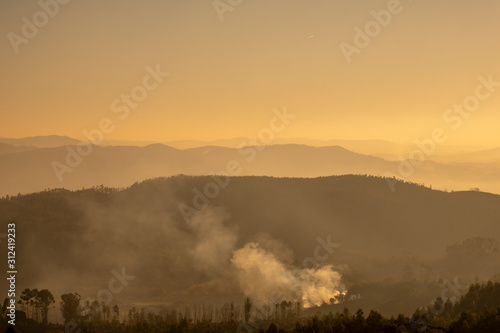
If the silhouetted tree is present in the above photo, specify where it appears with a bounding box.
[35,289,54,325]
[112,304,120,322]
[18,289,37,319]
[60,293,80,323]
[1,298,9,318]
[244,297,251,324]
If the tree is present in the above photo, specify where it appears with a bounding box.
[36,289,55,325]
[1,298,10,320]
[90,300,101,321]
[244,297,252,324]
[18,288,38,319]
[102,302,110,322]
[60,293,81,323]
[446,237,498,264]
[112,304,120,322]
[266,323,278,333]
[366,310,384,332]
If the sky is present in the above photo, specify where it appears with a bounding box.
[1,0,499,146]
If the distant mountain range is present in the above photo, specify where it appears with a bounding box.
[0,142,37,155]
[0,135,80,148]
[0,136,499,196]
[0,135,491,156]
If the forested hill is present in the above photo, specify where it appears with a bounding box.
[1,175,499,316]
[3,175,498,257]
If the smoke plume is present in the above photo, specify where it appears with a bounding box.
[231,242,345,308]
[186,208,345,308]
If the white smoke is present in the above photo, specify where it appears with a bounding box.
[188,208,238,271]
[187,208,345,308]
[298,266,344,308]
[231,242,299,302]
[231,242,345,308]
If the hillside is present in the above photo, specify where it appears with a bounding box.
[1,175,499,316]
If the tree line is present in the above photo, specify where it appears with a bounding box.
[1,282,499,332]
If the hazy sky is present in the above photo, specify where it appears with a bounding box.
[1,0,499,146]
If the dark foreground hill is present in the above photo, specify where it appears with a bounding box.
[0,175,499,317]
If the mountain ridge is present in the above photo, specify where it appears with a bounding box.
[0,142,499,196]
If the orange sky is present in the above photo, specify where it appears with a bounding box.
[1,0,499,146]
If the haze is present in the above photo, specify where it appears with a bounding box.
[1,1,500,332]
[1,0,500,146]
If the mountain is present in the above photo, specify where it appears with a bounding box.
[0,143,499,197]
[0,135,80,148]
[0,144,193,196]
[1,175,499,315]
[433,147,500,165]
[165,138,408,156]
[0,142,36,155]
[101,139,160,146]
[0,135,491,158]
[165,138,489,158]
